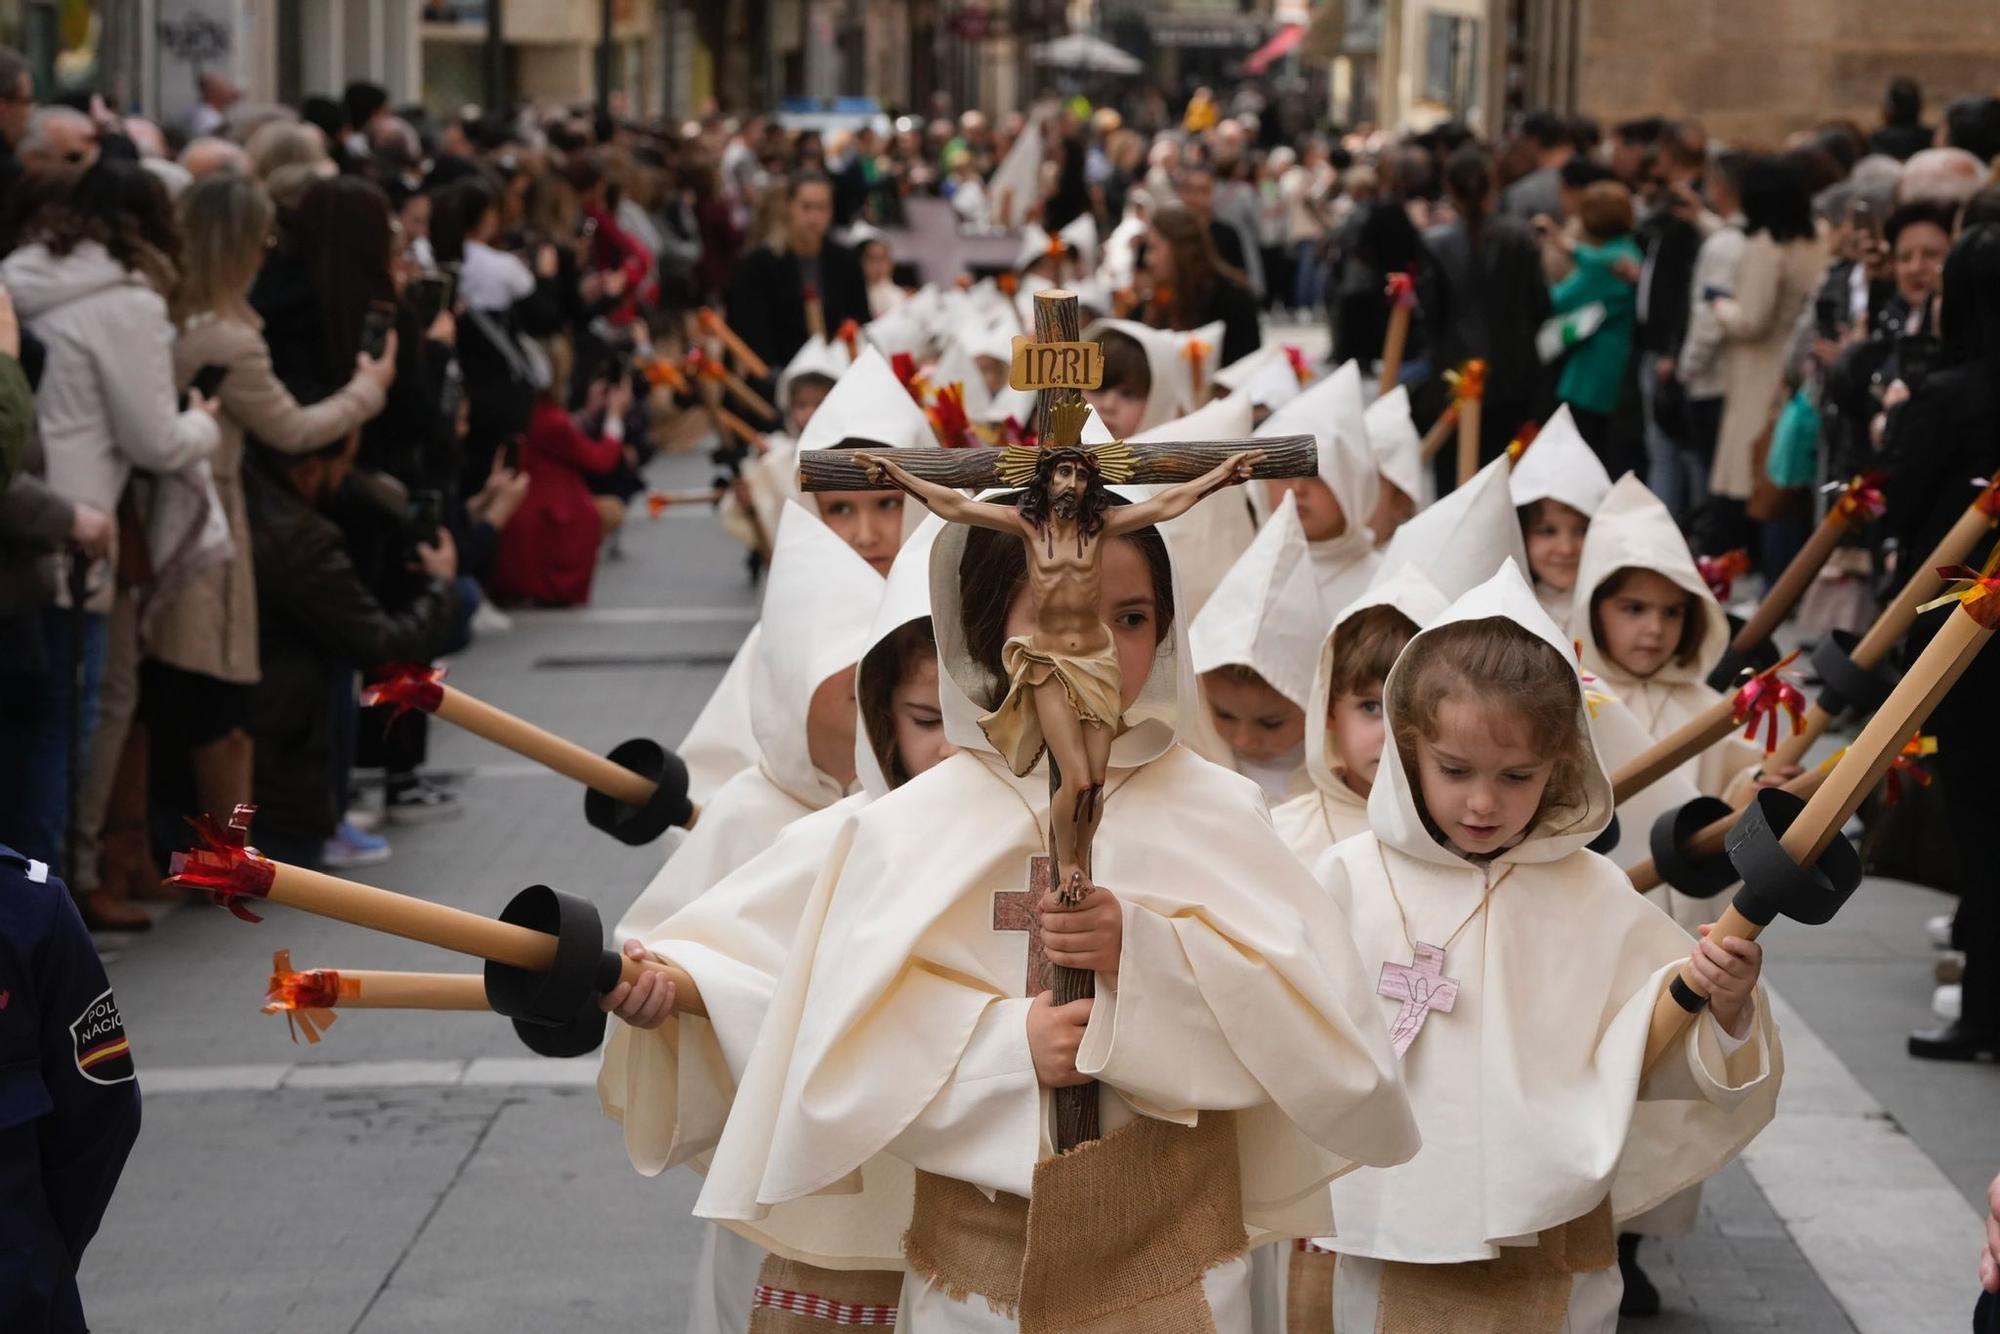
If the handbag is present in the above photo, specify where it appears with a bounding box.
[1765,386,1820,489]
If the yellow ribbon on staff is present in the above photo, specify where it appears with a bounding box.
[1446,358,1487,405]
[1916,544,2000,629]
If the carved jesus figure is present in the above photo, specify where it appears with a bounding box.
[851,443,1264,899]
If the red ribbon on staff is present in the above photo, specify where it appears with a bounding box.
[1385,269,1418,311]
[1884,733,1938,807]
[166,804,276,922]
[1731,651,1807,751]
[1828,470,1888,523]
[360,663,446,718]
[1283,345,1311,384]
[929,381,976,448]
[1506,420,1540,463]
[1973,476,2000,521]
[263,949,355,1044]
[1697,549,1752,604]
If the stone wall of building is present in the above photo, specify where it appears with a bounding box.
[1566,0,2000,146]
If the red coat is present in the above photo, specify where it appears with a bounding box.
[492,397,621,607]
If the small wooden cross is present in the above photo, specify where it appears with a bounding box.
[991,855,1057,998]
[1377,942,1460,1058]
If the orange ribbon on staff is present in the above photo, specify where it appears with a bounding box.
[1505,419,1540,463]
[1283,345,1311,384]
[833,318,862,361]
[1697,549,1753,603]
[929,381,975,448]
[1447,358,1487,404]
[263,948,355,1044]
[1183,338,1211,399]
[1884,733,1938,806]
[1732,651,1808,750]
[1917,545,2000,629]
[1828,470,1888,523]
[1384,269,1418,310]
[996,273,1020,296]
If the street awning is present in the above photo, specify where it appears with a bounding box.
[1242,23,1305,74]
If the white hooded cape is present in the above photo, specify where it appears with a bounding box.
[1312,563,1780,1275]
[1271,568,1449,867]
[1375,454,1527,602]
[1572,474,1756,797]
[1086,317,1195,430]
[1364,384,1432,513]
[623,503,884,942]
[680,354,929,802]
[1254,360,1382,612]
[1189,492,1325,802]
[693,489,1419,1277]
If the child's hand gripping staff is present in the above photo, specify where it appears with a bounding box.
[169,805,706,1057]
[1642,557,2000,1073]
[1705,473,1887,690]
[1763,475,2000,771]
[364,664,697,845]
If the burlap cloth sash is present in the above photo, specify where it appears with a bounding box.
[904,1112,1248,1334]
[1286,1241,1338,1334]
[1372,1198,1617,1334]
[748,1255,905,1333]
[980,634,1125,776]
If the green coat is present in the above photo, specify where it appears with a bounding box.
[1551,236,1643,416]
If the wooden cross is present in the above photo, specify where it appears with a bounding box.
[991,855,1057,998]
[1377,942,1460,1058]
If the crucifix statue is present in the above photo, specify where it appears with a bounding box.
[800,291,1314,1147]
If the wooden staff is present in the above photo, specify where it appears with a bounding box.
[1640,586,1996,1072]
[699,359,778,423]
[1378,271,1415,399]
[1705,474,1885,689]
[1417,404,1460,463]
[1456,394,1482,487]
[696,307,770,380]
[172,833,708,1018]
[1626,763,1830,895]
[1766,479,2000,770]
[360,669,700,830]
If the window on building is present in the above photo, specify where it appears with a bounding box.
[1423,12,1479,120]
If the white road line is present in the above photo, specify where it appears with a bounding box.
[503,606,757,626]
[139,1058,599,1094]
[1742,987,1982,1334]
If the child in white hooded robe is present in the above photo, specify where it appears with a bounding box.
[1510,404,1614,634]
[678,348,931,802]
[689,485,1420,1334]
[1302,563,1781,1333]
[600,521,953,1334]
[1254,361,1383,613]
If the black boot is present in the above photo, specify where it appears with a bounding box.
[1908,1021,2000,1061]
[1618,1231,1661,1317]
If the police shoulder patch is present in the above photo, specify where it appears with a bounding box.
[71,987,135,1085]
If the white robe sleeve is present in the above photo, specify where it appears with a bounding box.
[888,996,1042,1198]
[1073,899,1265,1122]
[1640,989,1775,1113]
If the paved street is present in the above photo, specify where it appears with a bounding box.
[76,354,2000,1333]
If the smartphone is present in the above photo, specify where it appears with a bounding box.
[409,271,456,329]
[1847,197,1880,244]
[1814,290,1845,341]
[407,488,444,540]
[361,301,397,360]
[189,363,230,398]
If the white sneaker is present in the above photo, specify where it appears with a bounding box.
[344,804,382,833]
[1932,983,1962,1022]
[471,601,514,634]
[1926,912,1955,949]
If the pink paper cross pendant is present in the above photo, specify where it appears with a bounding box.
[1378,941,1460,1058]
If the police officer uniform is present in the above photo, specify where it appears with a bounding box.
[0,844,141,1332]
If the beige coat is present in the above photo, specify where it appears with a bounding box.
[1710,233,1826,500]
[150,313,385,683]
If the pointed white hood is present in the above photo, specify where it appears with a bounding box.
[1213,343,1285,394]
[1240,351,1306,414]
[1189,491,1326,711]
[930,487,1197,773]
[862,307,930,363]
[752,503,888,806]
[1510,404,1612,518]
[1255,360,1381,606]
[1013,222,1060,272]
[1303,568,1450,801]
[1369,560,1614,869]
[932,324,996,422]
[1572,474,1730,688]
[1375,455,1528,601]
[1059,212,1099,273]
[1087,317,1192,430]
[853,516,942,798]
[1365,385,1431,508]
[795,346,935,455]
[776,334,853,409]
[986,119,1045,229]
